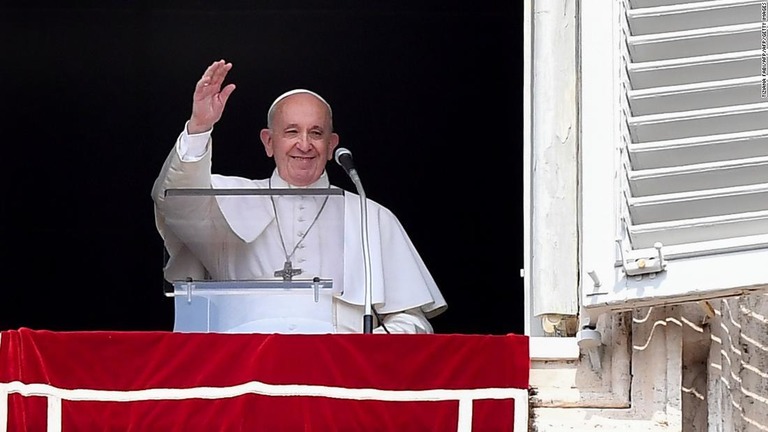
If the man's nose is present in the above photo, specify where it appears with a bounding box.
[296,133,312,151]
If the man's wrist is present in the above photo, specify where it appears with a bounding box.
[187,120,213,135]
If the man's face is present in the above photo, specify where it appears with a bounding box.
[260,93,339,186]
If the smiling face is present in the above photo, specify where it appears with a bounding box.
[260,92,339,187]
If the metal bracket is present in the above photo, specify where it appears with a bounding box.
[312,277,320,303]
[585,269,609,297]
[576,326,603,371]
[617,240,666,279]
[183,278,195,305]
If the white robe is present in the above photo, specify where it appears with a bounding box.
[152,132,447,334]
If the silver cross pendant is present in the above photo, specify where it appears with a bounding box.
[275,261,302,281]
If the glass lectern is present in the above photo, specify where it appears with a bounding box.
[160,187,346,334]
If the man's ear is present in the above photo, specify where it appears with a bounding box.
[260,129,273,157]
[327,133,340,160]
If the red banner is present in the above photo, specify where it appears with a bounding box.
[0,329,529,431]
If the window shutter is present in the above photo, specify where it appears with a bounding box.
[578,0,768,314]
[618,0,768,260]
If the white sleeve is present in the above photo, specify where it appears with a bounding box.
[374,308,434,334]
[177,121,213,162]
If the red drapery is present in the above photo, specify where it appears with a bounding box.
[0,329,529,432]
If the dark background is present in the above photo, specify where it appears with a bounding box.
[2,1,524,335]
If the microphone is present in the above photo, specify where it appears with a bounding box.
[333,146,374,334]
[334,147,357,178]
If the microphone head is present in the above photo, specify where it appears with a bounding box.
[334,147,352,165]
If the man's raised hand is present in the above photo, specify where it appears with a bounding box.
[188,60,236,134]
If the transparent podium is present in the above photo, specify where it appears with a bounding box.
[160,186,346,334]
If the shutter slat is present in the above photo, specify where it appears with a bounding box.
[628,23,762,62]
[628,129,768,169]
[627,0,761,36]
[628,210,768,248]
[629,102,768,142]
[627,156,768,196]
[628,183,768,223]
[630,0,714,8]
[628,50,762,89]
[628,76,764,115]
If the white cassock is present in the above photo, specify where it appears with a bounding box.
[151,127,447,334]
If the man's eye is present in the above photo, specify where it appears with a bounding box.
[284,130,298,136]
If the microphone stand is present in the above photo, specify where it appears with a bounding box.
[346,168,374,333]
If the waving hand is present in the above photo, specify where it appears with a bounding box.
[187,60,236,134]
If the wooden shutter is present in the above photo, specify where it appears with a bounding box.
[619,0,768,259]
[579,0,768,313]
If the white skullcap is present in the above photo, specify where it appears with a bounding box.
[267,89,333,126]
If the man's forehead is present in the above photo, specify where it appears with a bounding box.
[268,89,332,121]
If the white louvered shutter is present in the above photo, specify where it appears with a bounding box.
[580,0,768,312]
[620,0,768,258]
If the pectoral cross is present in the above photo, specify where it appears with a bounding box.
[275,261,302,281]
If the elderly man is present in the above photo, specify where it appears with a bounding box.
[152,59,446,334]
